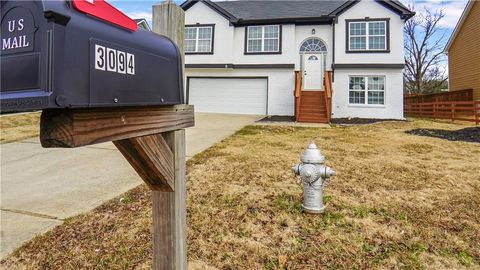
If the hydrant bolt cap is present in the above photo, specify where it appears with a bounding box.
[300,141,325,164]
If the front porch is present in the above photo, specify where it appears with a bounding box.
[294,70,333,123]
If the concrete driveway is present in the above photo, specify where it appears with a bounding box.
[0,113,259,259]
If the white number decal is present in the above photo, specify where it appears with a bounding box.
[94,44,135,76]
[127,53,135,75]
[95,45,105,71]
[106,48,117,72]
[117,51,126,74]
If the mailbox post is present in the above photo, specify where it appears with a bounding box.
[151,2,187,269]
[1,0,191,269]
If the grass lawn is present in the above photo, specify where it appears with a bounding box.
[0,112,40,144]
[1,119,479,269]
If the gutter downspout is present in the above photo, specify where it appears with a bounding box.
[331,17,336,82]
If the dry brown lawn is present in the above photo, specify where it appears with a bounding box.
[0,112,40,144]
[1,119,479,269]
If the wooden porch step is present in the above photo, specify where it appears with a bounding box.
[297,90,329,123]
[300,111,326,116]
[300,112,327,116]
[300,102,326,108]
[299,111,327,118]
[300,104,327,110]
[300,91,324,94]
[298,109,326,113]
[297,117,329,124]
[300,100,326,105]
[293,71,332,124]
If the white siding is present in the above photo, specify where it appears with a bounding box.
[335,0,405,64]
[332,69,404,119]
[186,69,295,116]
[184,2,234,64]
[232,25,296,64]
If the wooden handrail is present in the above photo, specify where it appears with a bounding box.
[295,71,302,98]
[323,71,333,122]
[294,71,302,121]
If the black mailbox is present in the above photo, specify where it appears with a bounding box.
[1,0,183,113]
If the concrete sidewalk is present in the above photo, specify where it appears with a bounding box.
[0,113,259,259]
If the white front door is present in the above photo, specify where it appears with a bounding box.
[303,54,324,90]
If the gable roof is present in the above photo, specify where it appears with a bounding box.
[134,18,151,31]
[180,0,415,25]
[445,0,475,52]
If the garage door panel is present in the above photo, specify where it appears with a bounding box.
[189,78,267,115]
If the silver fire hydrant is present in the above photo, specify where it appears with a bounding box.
[292,141,335,214]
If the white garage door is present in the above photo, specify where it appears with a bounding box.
[188,78,267,115]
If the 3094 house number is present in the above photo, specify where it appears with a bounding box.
[95,44,135,75]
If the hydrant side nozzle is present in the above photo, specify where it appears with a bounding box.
[323,167,335,178]
[292,164,301,175]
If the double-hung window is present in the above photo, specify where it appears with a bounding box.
[245,25,281,54]
[185,25,214,54]
[347,19,388,52]
[349,76,385,105]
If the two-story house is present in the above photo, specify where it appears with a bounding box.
[180,0,414,123]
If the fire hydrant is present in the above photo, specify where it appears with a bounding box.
[292,141,335,214]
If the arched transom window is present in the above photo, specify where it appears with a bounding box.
[300,38,327,53]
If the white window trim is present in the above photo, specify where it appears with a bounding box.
[348,21,387,51]
[185,25,213,53]
[246,25,280,53]
[348,75,386,106]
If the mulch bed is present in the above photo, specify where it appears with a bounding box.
[331,118,403,125]
[258,116,403,124]
[406,127,480,143]
[257,115,296,122]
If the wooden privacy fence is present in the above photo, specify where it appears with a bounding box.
[404,89,473,104]
[404,101,480,125]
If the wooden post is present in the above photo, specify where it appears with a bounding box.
[152,2,187,269]
[153,0,185,103]
[152,130,186,269]
[40,105,193,269]
[475,101,479,126]
[451,103,455,123]
[114,134,175,191]
[40,105,193,148]
[37,1,192,268]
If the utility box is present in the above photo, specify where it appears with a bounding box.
[1,0,183,113]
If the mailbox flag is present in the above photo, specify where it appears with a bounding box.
[72,0,138,31]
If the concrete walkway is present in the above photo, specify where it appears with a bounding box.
[0,113,259,259]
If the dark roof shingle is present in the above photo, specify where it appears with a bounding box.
[181,0,415,23]
[215,0,348,20]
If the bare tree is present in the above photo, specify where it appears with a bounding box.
[404,6,447,94]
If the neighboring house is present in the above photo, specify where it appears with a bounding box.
[181,0,414,122]
[445,0,480,101]
[135,18,152,31]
